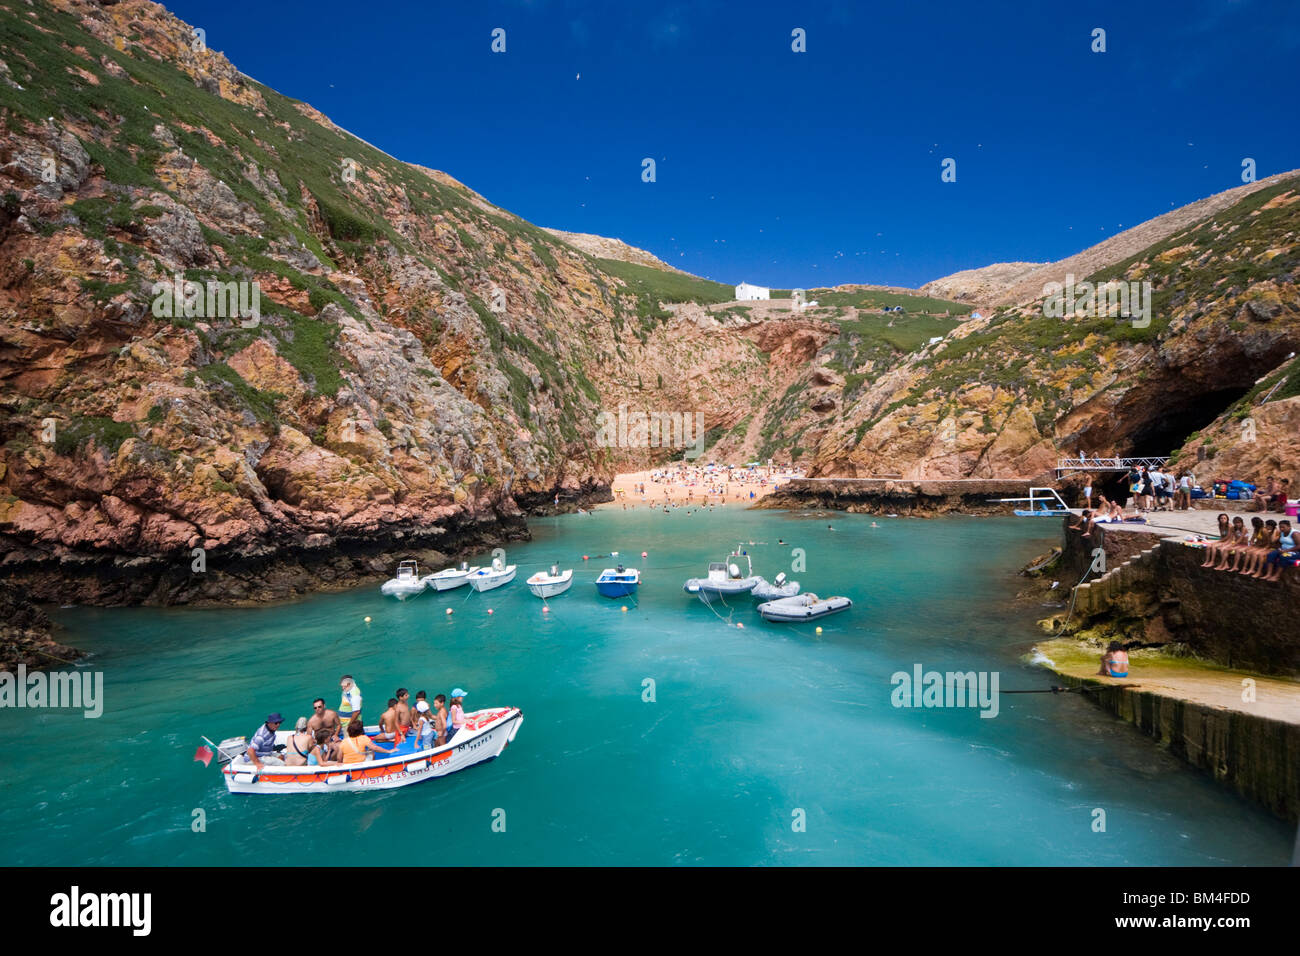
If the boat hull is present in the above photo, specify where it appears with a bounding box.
[427,567,478,591]
[757,595,853,622]
[751,577,801,600]
[695,578,758,597]
[596,582,638,597]
[468,566,517,592]
[527,571,573,598]
[380,580,426,600]
[221,708,522,794]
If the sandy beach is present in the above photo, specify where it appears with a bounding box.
[597,466,806,509]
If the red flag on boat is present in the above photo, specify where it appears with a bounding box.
[194,745,214,767]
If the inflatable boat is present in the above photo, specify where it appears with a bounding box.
[757,593,852,622]
[380,560,426,599]
[750,572,801,600]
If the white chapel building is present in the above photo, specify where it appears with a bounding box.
[735,282,770,301]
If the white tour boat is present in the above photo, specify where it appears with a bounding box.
[214,707,523,794]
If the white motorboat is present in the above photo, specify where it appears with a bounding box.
[380,560,426,600]
[423,561,480,592]
[468,557,517,592]
[684,545,760,597]
[751,572,801,600]
[215,707,523,794]
[526,565,573,598]
[757,593,852,622]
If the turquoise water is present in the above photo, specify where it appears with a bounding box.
[0,509,1290,865]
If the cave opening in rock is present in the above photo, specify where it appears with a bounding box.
[1091,386,1252,505]
[1123,386,1252,457]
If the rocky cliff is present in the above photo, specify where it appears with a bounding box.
[2,0,1298,619]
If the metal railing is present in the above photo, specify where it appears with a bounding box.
[1056,456,1168,474]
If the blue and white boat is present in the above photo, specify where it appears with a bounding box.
[595,566,640,597]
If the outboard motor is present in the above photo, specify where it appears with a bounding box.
[775,572,787,586]
[616,564,625,573]
[460,561,468,571]
[550,564,559,577]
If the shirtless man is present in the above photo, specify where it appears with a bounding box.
[306,698,341,760]
[394,688,413,736]
[376,698,400,741]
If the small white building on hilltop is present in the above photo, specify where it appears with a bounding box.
[735,282,769,301]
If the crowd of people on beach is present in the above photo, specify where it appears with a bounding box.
[244,675,469,770]
[610,464,806,510]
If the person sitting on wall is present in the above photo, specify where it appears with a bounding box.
[1098,642,1130,678]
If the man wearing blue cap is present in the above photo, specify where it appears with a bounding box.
[247,713,285,770]
[445,690,467,743]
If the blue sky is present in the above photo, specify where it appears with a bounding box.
[165,0,1299,289]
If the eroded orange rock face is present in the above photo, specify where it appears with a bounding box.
[2,0,1298,612]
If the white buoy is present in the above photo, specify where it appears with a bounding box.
[446,608,453,616]
[815,626,823,634]
[363,616,371,623]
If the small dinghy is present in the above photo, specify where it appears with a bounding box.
[757,592,852,622]
[684,545,760,597]
[527,565,573,598]
[595,565,640,597]
[751,572,801,600]
[380,560,426,600]
[468,558,516,592]
[214,707,523,794]
[423,561,479,592]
